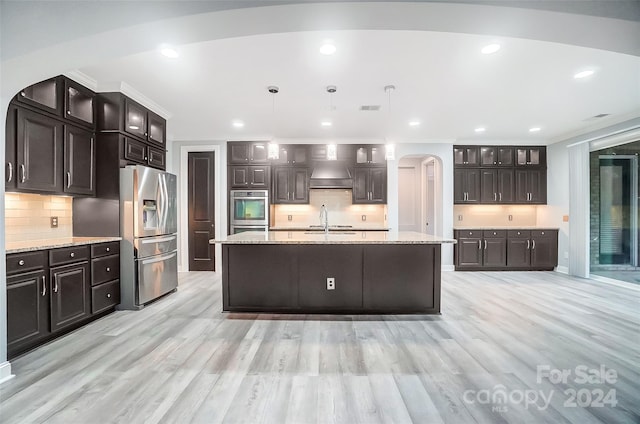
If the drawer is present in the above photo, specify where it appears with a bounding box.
[483,230,507,238]
[507,230,531,238]
[456,230,480,238]
[532,230,555,238]
[49,245,90,266]
[91,254,120,286]
[6,250,47,275]
[92,280,120,314]
[91,241,120,258]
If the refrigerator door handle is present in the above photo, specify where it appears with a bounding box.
[140,235,177,244]
[162,175,169,230]
[142,251,177,265]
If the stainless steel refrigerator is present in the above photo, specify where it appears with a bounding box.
[120,165,178,309]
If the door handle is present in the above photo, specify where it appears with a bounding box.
[532,240,536,250]
[66,171,71,188]
[41,275,46,296]
[478,240,481,250]
[141,251,177,265]
[499,193,502,201]
[141,235,176,244]
[20,164,25,183]
[53,275,58,293]
[494,193,497,201]
[484,240,487,250]
[527,239,530,249]
[7,162,12,182]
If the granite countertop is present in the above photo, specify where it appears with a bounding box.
[453,226,560,230]
[212,231,456,245]
[269,226,390,231]
[6,236,122,254]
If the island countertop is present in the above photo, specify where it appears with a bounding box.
[212,230,456,245]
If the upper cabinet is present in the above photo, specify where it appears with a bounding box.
[15,76,63,117]
[64,79,96,128]
[453,146,479,167]
[515,147,546,167]
[97,92,167,150]
[454,145,546,205]
[355,145,385,166]
[272,145,309,165]
[228,141,269,164]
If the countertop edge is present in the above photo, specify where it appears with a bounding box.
[7,237,122,254]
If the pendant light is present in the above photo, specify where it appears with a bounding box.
[384,85,396,160]
[267,85,279,160]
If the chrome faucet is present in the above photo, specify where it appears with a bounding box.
[319,204,329,234]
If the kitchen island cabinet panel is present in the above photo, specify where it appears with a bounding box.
[364,245,438,312]
[225,245,297,309]
[298,246,363,309]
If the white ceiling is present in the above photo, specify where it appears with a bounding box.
[80,29,640,144]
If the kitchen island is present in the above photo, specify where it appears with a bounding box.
[213,231,456,314]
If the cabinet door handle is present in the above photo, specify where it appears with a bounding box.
[106,247,110,252]
[494,193,497,201]
[7,162,12,182]
[499,193,502,201]
[478,240,481,250]
[527,239,530,249]
[42,275,46,296]
[20,164,25,183]
[484,240,487,250]
[532,240,536,250]
[53,275,58,293]
[66,171,71,188]
[107,293,112,298]
[106,267,111,272]
[70,252,75,258]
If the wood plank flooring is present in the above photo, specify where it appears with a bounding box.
[1,271,639,424]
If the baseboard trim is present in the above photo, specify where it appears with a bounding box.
[590,275,640,291]
[442,265,455,272]
[0,361,14,385]
[555,266,569,274]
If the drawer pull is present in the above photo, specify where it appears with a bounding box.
[106,267,111,272]
[18,260,25,266]
[70,252,75,258]
[107,293,112,298]
[42,275,46,297]
[106,247,110,252]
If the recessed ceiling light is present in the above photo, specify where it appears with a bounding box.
[320,42,336,55]
[481,44,501,54]
[529,127,541,133]
[408,121,420,127]
[159,46,179,58]
[475,127,486,133]
[232,120,244,128]
[321,121,332,127]
[574,70,594,79]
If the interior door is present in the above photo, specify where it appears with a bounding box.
[188,151,215,271]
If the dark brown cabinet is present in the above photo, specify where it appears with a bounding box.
[49,261,91,332]
[122,97,166,148]
[515,169,546,203]
[228,141,269,164]
[6,251,49,356]
[454,145,546,205]
[455,228,558,271]
[480,169,513,203]
[5,104,17,189]
[64,125,95,196]
[454,168,480,203]
[64,79,96,128]
[454,146,479,166]
[90,241,120,314]
[15,76,62,116]
[480,146,513,167]
[355,145,385,166]
[516,147,546,167]
[15,107,64,193]
[272,166,309,204]
[229,165,270,189]
[272,145,309,165]
[353,167,386,204]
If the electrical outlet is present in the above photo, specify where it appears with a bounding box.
[288,215,292,221]
[361,215,367,221]
[458,215,463,221]
[326,277,335,290]
[50,216,58,228]
[508,215,513,221]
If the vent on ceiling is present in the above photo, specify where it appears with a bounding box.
[360,105,381,111]
[584,113,611,121]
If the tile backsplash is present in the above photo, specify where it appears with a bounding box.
[453,204,538,227]
[272,190,387,228]
[5,193,73,242]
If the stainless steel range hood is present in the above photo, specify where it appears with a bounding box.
[309,160,353,189]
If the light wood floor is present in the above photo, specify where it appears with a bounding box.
[1,271,639,424]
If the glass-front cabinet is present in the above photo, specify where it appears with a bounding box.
[16,77,61,116]
[65,79,95,127]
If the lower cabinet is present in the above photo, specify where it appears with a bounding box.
[6,241,120,359]
[455,229,558,271]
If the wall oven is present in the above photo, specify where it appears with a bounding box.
[229,190,269,234]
